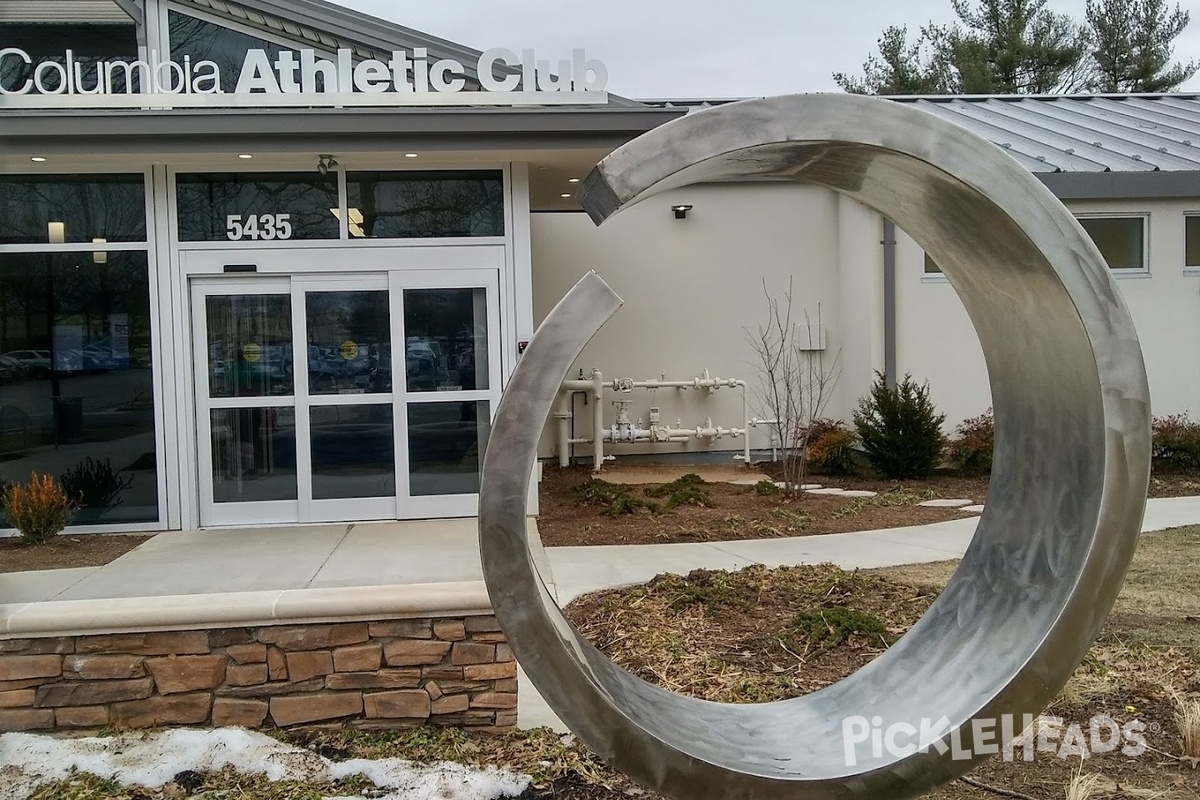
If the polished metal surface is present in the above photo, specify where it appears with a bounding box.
[478,93,1151,799]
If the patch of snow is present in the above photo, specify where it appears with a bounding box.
[0,728,530,800]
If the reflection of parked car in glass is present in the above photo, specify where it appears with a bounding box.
[0,355,29,382]
[2,350,51,378]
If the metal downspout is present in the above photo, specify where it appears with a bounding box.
[882,218,898,390]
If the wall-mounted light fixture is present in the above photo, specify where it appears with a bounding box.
[672,204,693,220]
[92,238,108,265]
[317,153,339,175]
[47,221,66,244]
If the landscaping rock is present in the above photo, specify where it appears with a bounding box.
[430,694,469,715]
[55,706,109,728]
[470,692,517,709]
[36,678,155,708]
[383,640,451,666]
[63,655,146,680]
[451,643,495,666]
[368,620,432,639]
[212,698,268,728]
[433,621,467,641]
[918,498,974,508]
[326,670,421,690]
[266,647,288,680]
[463,662,517,681]
[75,632,209,656]
[0,709,54,731]
[284,651,334,683]
[839,490,878,498]
[225,644,267,664]
[146,655,227,694]
[0,655,62,682]
[363,690,431,719]
[257,624,368,651]
[0,689,35,708]
[225,663,268,687]
[270,692,362,726]
[332,643,382,672]
[110,693,212,727]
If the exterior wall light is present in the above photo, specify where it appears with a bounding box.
[317,154,338,175]
[238,154,253,160]
[672,204,693,220]
[31,156,47,163]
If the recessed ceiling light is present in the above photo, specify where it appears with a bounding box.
[560,193,572,198]
[568,178,580,183]
[405,153,419,158]
[31,157,47,162]
[238,154,253,159]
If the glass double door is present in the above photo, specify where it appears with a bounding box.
[191,270,500,527]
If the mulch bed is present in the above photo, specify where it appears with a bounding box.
[563,564,1200,800]
[537,466,986,547]
[0,534,150,574]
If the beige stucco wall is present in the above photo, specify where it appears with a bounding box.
[531,183,1200,462]
[529,183,878,462]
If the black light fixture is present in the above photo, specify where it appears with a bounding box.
[317,153,339,175]
[672,204,693,220]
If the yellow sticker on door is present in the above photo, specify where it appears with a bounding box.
[340,340,359,360]
[242,343,263,363]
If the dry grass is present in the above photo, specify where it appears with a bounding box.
[1174,695,1200,759]
[1064,768,1110,800]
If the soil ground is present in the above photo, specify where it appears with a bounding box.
[0,533,149,574]
[559,526,1200,799]
[537,465,987,547]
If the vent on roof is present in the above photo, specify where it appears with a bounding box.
[0,0,135,24]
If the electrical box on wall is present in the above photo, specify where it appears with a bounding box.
[798,324,827,351]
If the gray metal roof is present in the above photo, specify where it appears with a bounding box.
[642,95,1200,174]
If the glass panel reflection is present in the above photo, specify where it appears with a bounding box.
[311,405,395,500]
[211,408,297,503]
[1,24,140,95]
[408,401,489,496]
[206,295,293,398]
[307,291,391,395]
[404,289,489,393]
[0,175,147,245]
[345,171,505,238]
[169,11,291,95]
[0,252,158,526]
[176,173,339,242]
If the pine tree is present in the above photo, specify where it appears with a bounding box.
[1086,0,1198,92]
[834,25,956,95]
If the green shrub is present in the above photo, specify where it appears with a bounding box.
[754,479,781,496]
[946,409,994,475]
[1,472,78,544]
[645,473,715,509]
[804,419,858,475]
[571,479,650,516]
[853,372,946,480]
[1152,414,1200,473]
[788,607,890,649]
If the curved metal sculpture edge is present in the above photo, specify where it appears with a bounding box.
[479,93,1152,800]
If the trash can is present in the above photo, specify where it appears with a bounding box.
[53,396,84,444]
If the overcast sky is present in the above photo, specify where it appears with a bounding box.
[335,0,1200,97]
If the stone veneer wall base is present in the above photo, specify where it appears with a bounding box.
[0,617,516,733]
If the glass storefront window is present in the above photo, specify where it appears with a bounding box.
[346,172,505,239]
[176,173,340,242]
[0,251,158,526]
[408,401,490,496]
[169,11,292,95]
[0,24,140,95]
[306,291,392,395]
[211,407,297,503]
[0,176,147,245]
[404,288,489,392]
[205,295,295,398]
[311,405,395,500]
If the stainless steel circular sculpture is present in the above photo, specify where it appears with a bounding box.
[478,94,1152,799]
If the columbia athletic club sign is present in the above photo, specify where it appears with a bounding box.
[0,47,610,108]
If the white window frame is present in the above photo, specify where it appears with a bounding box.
[1074,212,1151,278]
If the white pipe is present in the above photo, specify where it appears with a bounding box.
[592,369,605,472]
[555,391,573,469]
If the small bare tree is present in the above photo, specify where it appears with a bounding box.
[746,279,842,497]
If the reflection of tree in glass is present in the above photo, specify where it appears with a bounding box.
[0,177,146,245]
[350,173,505,238]
[176,174,340,241]
[168,11,296,94]
[1,24,139,93]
